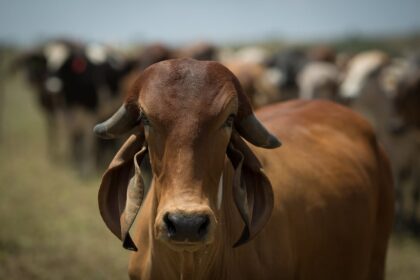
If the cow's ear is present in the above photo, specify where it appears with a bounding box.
[98,133,152,251]
[226,131,274,247]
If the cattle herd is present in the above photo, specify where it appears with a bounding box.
[9,38,420,278]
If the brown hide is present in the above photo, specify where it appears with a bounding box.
[95,59,394,280]
[96,59,278,252]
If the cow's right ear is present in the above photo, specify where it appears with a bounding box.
[98,132,151,251]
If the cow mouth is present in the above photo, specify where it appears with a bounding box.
[155,225,215,252]
[164,240,209,252]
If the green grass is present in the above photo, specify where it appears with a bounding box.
[1,67,420,279]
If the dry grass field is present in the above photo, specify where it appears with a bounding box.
[1,67,420,279]
[0,71,129,279]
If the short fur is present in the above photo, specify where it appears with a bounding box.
[97,59,394,280]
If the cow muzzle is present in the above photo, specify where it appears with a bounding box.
[155,207,216,251]
[164,213,210,242]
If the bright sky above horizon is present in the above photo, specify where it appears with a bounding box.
[1,0,420,45]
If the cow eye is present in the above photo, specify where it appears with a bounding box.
[223,114,235,128]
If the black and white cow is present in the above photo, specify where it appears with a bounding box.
[15,39,136,175]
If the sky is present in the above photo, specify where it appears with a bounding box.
[1,0,420,45]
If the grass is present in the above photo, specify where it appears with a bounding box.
[1,67,420,279]
[0,70,128,279]
[387,237,420,280]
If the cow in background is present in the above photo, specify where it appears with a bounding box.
[307,45,337,64]
[14,39,136,176]
[175,41,218,61]
[260,48,308,101]
[134,43,173,71]
[297,61,340,101]
[220,46,272,108]
[391,55,420,233]
[393,53,420,128]
[295,45,341,101]
[117,43,176,118]
[223,60,266,108]
[249,46,340,107]
[12,40,82,160]
[340,50,391,109]
[339,50,420,233]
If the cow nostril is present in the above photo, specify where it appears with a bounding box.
[198,216,210,237]
[163,213,211,242]
[163,213,176,237]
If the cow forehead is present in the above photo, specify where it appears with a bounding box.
[139,59,238,122]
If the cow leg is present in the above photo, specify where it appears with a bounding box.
[45,113,60,161]
[78,111,96,178]
[95,138,118,170]
[69,126,94,178]
[65,108,96,177]
[81,129,96,177]
[71,130,83,165]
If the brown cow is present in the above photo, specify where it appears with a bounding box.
[95,58,394,280]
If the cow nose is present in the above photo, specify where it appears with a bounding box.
[163,213,210,242]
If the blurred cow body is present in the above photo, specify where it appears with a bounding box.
[135,43,173,71]
[391,56,420,232]
[340,50,390,102]
[175,41,217,61]
[340,50,420,232]
[262,49,308,101]
[297,61,340,100]
[394,58,420,128]
[223,60,265,108]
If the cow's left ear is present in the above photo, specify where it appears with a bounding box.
[227,131,274,247]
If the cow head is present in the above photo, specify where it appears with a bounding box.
[94,58,280,252]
